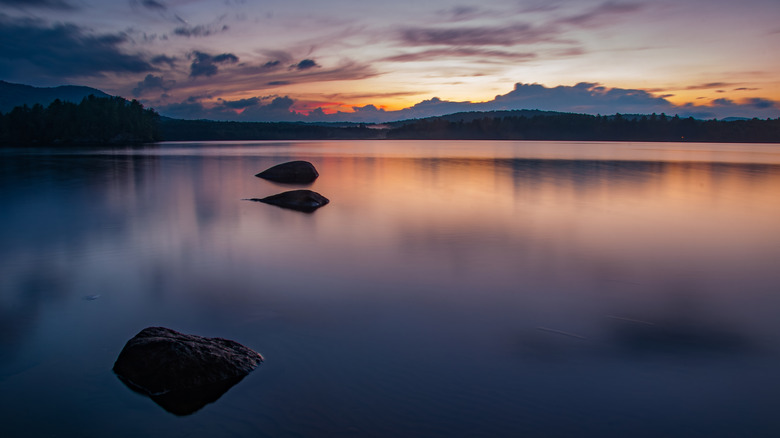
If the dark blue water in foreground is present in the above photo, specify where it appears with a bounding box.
[1,140,780,437]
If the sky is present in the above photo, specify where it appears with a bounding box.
[1,0,779,122]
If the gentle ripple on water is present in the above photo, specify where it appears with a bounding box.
[1,140,779,437]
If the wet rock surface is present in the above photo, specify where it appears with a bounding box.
[113,327,263,415]
[255,160,319,184]
[249,189,330,212]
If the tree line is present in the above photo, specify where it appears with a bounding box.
[159,118,375,141]
[0,95,161,145]
[2,97,779,145]
[387,113,780,143]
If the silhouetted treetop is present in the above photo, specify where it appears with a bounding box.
[0,95,160,146]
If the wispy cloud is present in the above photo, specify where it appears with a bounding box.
[0,0,76,10]
[150,54,177,67]
[554,1,644,27]
[138,0,166,11]
[174,24,229,38]
[390,1,644,66]
[382,48,537,63]
[323,91,425,101]
[194,57,377,93]
[400,22,560,47]
[434,5,498,22]
[685,82,736,90]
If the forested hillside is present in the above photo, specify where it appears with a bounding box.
[387,113,780,143]
[0,95,160,145]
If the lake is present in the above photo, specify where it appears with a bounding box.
[1,140,780,437]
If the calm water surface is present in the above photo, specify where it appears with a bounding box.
[1,140,780,437]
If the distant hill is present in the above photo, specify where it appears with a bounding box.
[388,109,565,127]
[0,80,111,113]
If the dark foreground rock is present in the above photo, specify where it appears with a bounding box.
[248,189,330,212]
[255,160,319,184]
[113,327,263,415]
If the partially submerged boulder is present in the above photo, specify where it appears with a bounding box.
[248,189,329,212]
[255,160,319,184]
[113,327,263,415]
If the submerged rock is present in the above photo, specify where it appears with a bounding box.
[113,327,263,415]
[248,189,330,212]
[255,160,319,184]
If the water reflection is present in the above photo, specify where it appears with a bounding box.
[117,372,247,416]
[1,142,780,436]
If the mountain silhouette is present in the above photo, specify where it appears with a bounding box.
[0,80,110,113]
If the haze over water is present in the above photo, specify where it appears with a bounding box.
[1,140,779,437]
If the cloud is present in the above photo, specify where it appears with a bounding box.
[197,57,376,94]
[710,97,777,111]
[399,1,644,50]
[0,0,76,9]
[436,6,488,22]
[150,54,177,67]
[448,6,480,18]
[747,98,776,109]
[174,24,229,38]
[238,96,297,120]
[712,98,734,106]
[0,15,153,80]
[489,82,674,114]
[292,59,319,70]
[382,48,537,63]
[554,1,644,27]
[685,82,735,90]
[138,0,167,10]
[159,95,299,121]
[213,53,238,63]
[189,51,238,77]
[155,81,780,123]
[219,97,261,109]
[132,74,174,96]
[400,23,558,47]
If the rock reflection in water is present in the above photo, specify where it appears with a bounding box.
[117,373,247,416]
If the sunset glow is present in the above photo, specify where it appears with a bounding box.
[1,0,778,121]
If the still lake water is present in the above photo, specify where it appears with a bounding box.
[1,140,780,437]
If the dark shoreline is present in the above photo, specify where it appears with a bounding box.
[3,97,780,146]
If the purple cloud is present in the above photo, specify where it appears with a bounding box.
[132,74,174,96]
[747,98,776,109]
[292,59,319,70]
[382,48,537,63]
[0,15,153,80]
[400,23,557,47]
[0,0,76,9]
[220,97,261,109]
[155,82,779,123]
[174,24,229,38]
[189,51,238,77]
[138,0,166,10]
[555,1,644,27]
